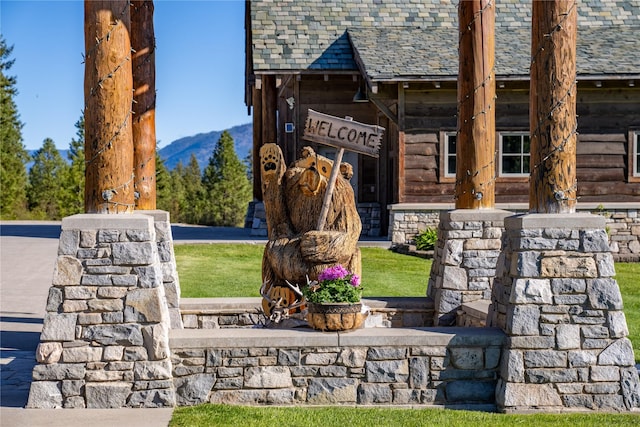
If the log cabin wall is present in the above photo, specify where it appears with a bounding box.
[394,81,640,204]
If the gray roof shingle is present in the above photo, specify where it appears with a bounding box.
[250,0,640,78]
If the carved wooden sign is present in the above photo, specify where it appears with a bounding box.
[303,109,384,158]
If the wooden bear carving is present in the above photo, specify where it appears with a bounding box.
[259,143,362,316]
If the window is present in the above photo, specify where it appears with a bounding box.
[633,131,640,178]
[443,132,457,178]
[628,129,640,182]
[499,133,530,177]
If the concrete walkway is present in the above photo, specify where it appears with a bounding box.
[0,220,389,426]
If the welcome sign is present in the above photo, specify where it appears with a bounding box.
[303,109,384,158]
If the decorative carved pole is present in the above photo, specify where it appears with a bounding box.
[455,0,496,209]
[131,0,157,209]
[84,0,134,213]
[529,0,578,213]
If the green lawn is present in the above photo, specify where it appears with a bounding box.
[174,244,431,298]
[170,404,639,427]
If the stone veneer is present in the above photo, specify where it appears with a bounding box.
[179,297,434,329]
[137,210,183,329]
[428,209,512,326]
[389,203,640,262]
[27,214,175,409]
[489,213,640,412]
[169,327,504,408]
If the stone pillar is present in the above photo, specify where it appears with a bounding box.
[490,213,639,412]
[27,214,175,408]
[137,210,183,329]
[428,209,512,326]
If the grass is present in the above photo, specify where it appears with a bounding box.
[174,244,431,298]
[615,263,640,361]
[170,404,640,427]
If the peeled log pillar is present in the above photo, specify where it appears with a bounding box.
[529,1,578,213]
[131,0,157,210]
[455,0,496,209]
[84,0,135,213]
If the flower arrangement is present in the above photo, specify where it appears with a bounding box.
[302,265,363,304]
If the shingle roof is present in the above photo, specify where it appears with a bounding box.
[249,0,640,78]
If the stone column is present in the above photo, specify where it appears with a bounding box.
[428,209,512,326]
[490,213,639,412]
[27,214,175,408]
[137,210,183,329]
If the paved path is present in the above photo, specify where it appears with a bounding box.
[0,220,388,426]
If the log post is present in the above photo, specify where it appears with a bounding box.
[262,74,278,148]
[131,0,157,210]
[455,0,496,209]
[252,85,263,200]
[84,0,134,213]
[529,0,578,213]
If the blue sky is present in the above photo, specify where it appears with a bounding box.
[1,0,249,150]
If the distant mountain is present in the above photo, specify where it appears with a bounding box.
[158,123,253,170]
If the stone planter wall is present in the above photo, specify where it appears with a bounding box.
[389,203,640,262]
[169,327,504,408]
[180,297,434,329]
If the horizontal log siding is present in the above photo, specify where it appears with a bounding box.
[399,86,639,204]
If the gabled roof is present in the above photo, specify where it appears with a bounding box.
[249,0,640,79]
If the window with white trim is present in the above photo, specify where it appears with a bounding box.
[633,131,640,178]
[499,133,530,177]
[444,132,457,178]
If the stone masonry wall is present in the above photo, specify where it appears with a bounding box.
[169,328,504,408]
[27,214,175,409]
[428,209,512,326]
[489,213,640,412]
[390,204,640,262]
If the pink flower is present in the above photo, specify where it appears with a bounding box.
[350,274,361,287]
[318,265,349,282]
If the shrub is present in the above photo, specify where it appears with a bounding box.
[415,227,438,251]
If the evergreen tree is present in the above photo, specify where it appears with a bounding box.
[28,138,69,219]
[202,130,251,227]
[182,154,205,224]
[155,151,172,213]
[0,37,29,218]
[60,117,85,217]
[169,161,187,222]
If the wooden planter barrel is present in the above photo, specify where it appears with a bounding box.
[306,302,366,331]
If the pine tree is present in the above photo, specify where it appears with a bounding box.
[202,130,251,227]
[28,138,69,219]
[169,161,187,222]
[155,151,172,213]
[0,37,29,218]
[182,154,205,224]
[60,117,85,217]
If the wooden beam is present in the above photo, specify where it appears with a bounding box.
[455,0,496,209]
[261,74,278,145]
[529,0,578,213]
[368,94,398,125]
[252,85,263,200]
[131,0,156,210]
[84,0,134,213]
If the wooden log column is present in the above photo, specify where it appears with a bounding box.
[252,85,263,200]
[84,0,135,213]
[131,0,157,209]
[455,0,496,209]
[529,0,578,213]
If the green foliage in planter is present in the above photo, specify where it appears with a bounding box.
[414,227,438,251]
